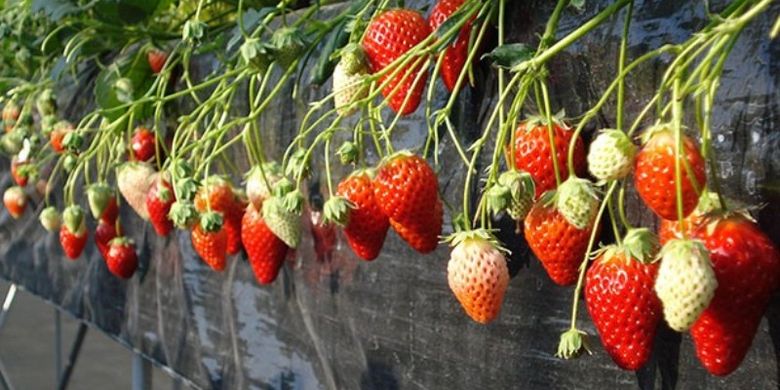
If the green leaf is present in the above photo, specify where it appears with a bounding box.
[94,52,154,121]
[483,43,534,69]
[93,0,161,25]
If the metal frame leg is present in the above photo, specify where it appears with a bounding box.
[55,323,87,390]
[132,353,152,390]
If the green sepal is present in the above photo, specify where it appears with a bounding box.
[283,189,304,214]
[322,196,352,227]
[555,328,591,360]
[622,228,660,264]
[199,211,224,233]
[62,205,85,233]
[169,200,199,229]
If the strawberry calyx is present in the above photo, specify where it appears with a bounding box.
[199,211,224,233]
[521,111,568,131]
[621,228,660,264]
[443,229,508,254]
[485,183,511,216]
[555,328,591,360]
[63,205,85,234]
[283,189,304,214]
[323,196,352,227]
[169,200,198,229]
[498,170,535,201]
[337,141,359,165]
[339,43,368,75]
[108,236,133,247]
[273,177,295,198]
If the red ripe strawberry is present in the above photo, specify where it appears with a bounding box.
[11,156,28,187]
[95,220,118,258]
[146,177,175,236]
[101,196,119,225]
[60,224,87,260]
[147,49,168,74]
[131,127,156,162]
[634,127,706,220]
[241,204,288,284]
[195,177,242,254]
[362,9,431,115]
[524,193,595,285]
[191,212,228,271]
[429,0,472,92]
[373,153,442,253]
[336,172,390,261]
[514,119,586,198]
[104,237,138,279]
[50,122,73,153]
[690,214,780,376]
[3,186,26,219]
[585,247,661,371]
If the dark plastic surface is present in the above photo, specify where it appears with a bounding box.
[1,1,779,389]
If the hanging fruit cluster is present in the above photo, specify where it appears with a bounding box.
[0,0,778,377]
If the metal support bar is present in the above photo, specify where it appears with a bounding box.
[0,284,17,331]
[132,353,152,390]
[56,323,88,390]
[0,357,15,390]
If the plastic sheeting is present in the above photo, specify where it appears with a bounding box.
[1,1,779,389]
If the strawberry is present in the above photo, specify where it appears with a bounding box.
[658,191,724,245]
[95,220,117,258]
[241,203,288,284]
[373,152,442,253]
[335,171,390,261]
[690,214,780,376]
[587,129,637,182]
[514,118,586,198]
[116,162,157,220]
[87,183,113,220]
[261,196,301,249]
[555,177,599,230]
[39,206,62,232]
[634,126,706,220]
[654,238,717,331]
[3,186,26,219]
[446,230,509,324]
[362,9,431,115]
[191,212,228,271]
[60,206,87,260]
[498,170,535,221]
[147,49,168,74]
[2,102,19,132]
[131,127,156,162]
[50,121,73,153]
[524,192,595,286]
[333,45,368,116]
[585,240,661,371]
[195,176,243,254]
[101,196,119,224]
[104,237,138,279]
[146,177,175,236]
[429,0,472,92]
[245,162,282,211]
[11,156,29,187]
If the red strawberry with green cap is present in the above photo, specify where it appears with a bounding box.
[101,196,119,225]
[332,171,390,261]
[50,121,73,153]
[514,118,586,198]
[585,228,662,371]
[60,205,88,260]
[95,220,117,258]
[429,0,472,92]
[131,127,156,162]
[191,211,228,271]
[446,229,510,324]
[11,156,29,187]
[146,177,175,236]
[147,49,168,74]
[241,203,288,284]
[634,125,707,220]
[104,237,138,279]
[690,213,780,376]
[524,191,595,286]
[3,186,26,219]
[362,9,431,115]
[195,176,243,254]
[373,152,442,253]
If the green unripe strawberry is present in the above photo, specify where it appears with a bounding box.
[587,129,637,182]
[262,195,301,248]
[39,206,62,231]
[555,177,599,230]
[498,170,535,221]
[271,27,307,68]
[87,183,113,220]
[654,238,717,331]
